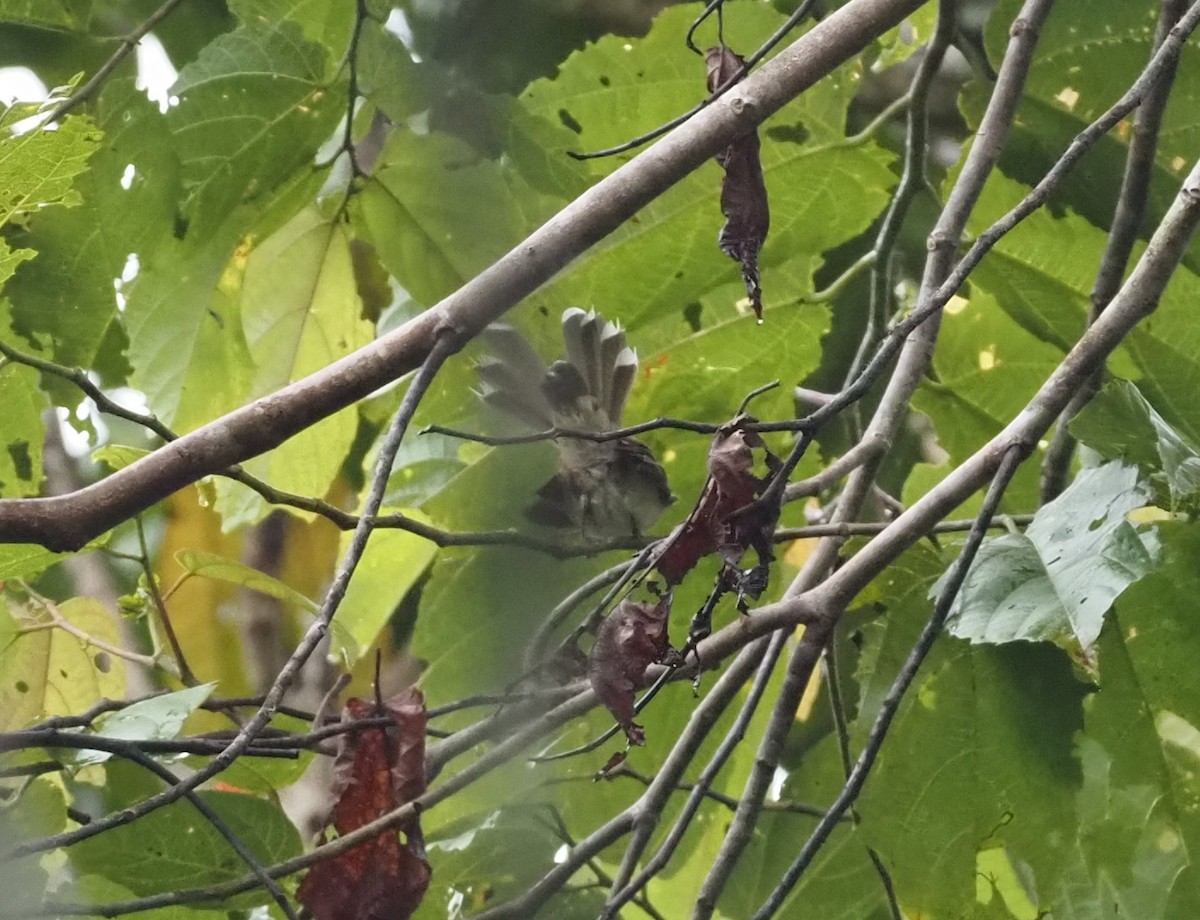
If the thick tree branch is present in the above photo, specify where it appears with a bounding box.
[0,0,927,552]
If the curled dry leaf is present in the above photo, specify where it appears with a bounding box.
[706,45,769,321]
[588,596,674,745]
[654,417,781,588]
[297,688,430,920]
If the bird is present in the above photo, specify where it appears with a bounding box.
[476,307,674,539]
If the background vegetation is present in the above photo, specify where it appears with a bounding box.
[3,0,1200,917]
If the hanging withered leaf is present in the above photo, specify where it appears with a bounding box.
[653,416,782,589]
[706,46,770,322]
[297,688,430,920]
[588,595,678,745]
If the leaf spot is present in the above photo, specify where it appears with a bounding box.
[557,109,583,134]
[1055,87,1080,110]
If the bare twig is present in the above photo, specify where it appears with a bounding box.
[843,0,959,439]
[134,514,196,685]
[823,637,902,920]
[15,588,163,673]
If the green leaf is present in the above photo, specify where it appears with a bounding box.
[0,596,126,730]
[68,789,302,907]
[327,510,438,668]
[1072,380,1200,505]
[0,320,46,498]
[73,683,216,766]
[853,545,1087,917]
[1063,616,1200,916]
[945,462,1159,648]
[0,778,64,913]
[175,549,318,612]
[0,112,100,227]
[912,289,1062,511]
[0,0,91,29]
[356,20,429,123]
[229,0,353,52]
[7,82,174,373]
[0,543,68,579]
[166,21,342,242]
[229,207,374,516]
[355,128,547,307]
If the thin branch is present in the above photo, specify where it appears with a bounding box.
[1039,0,1188,502]
[16,588,163,673]
[27,688,598,917]
[823,638,903,920]
[843,0,959,440]
[601,766,836,818]
[134,514,196,685]
[750,445,1026,919]
[3,333,460,862]
[42,0,188,124]
[1,728,297,760]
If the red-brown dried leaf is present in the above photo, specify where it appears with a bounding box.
[654,419,778,586]
[588,597,673,744]
[706,46,769,320]
[595,750,629,780]
[297,688,430,920]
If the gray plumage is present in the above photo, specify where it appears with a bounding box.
[476,308,673,538]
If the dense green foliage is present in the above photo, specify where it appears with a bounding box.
[4,0,1200,918]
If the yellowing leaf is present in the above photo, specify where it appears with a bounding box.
[232,207,374,519]
[0,597,126,730]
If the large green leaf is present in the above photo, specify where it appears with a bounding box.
[68,789,302,908]
[1062,614,1200,917]
[853,545,1087,917]
[7,82,173,374]
[355,128,554,308]
[944,462,1159,649]
[166,21,343,242]
[1072,380,1200,506]
[230,207,374,514]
